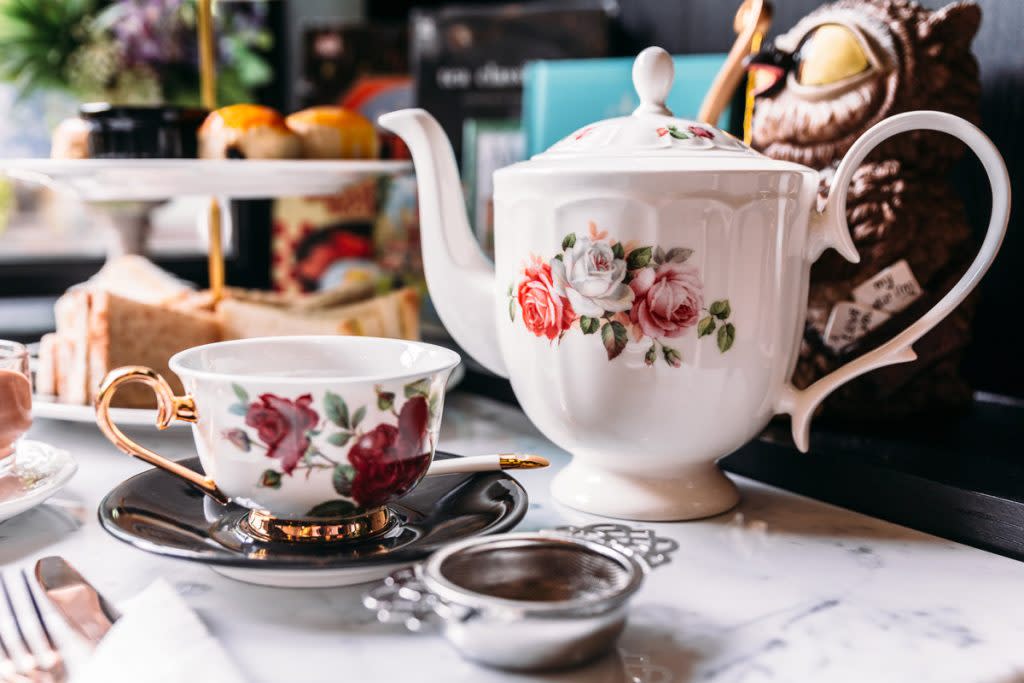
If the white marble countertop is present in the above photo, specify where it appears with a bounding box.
[4,391,1024,683]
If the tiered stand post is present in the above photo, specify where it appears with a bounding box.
[197,0,224,302]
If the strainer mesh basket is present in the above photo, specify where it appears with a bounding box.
[438,540,632,603]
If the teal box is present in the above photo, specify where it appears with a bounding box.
[522,54,728,157]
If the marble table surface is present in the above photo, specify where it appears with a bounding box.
[4,392,1024,683]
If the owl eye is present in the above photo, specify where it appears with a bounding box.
[796,24,870,86]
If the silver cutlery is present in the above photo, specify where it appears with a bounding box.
[0,570,65,683]
[34,557,118,649]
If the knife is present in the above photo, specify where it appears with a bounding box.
[35,556,120,647]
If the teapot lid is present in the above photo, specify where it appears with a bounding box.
[533,47,760,161]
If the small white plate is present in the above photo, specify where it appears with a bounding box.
[0,441,78,523]
[2,158,412,201]
[31,363,466,426]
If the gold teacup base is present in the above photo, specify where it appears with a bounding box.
[240,506,395,543]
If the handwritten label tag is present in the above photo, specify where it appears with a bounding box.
[823,302,891,351]
[852,260,922,314]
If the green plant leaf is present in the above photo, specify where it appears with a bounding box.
[324,391,349,428]
[377,391,395,412]
[553,253,563,261]
[709,300,731,320]
[579,316,600,334]
[259,469,281,489]
[611,242,625,259]
[231,383,249,404]
[717,323,736,352]
[697,316,716,337]
[229,403,247,417]
[506,283,513,297]
[654,246,666,264]
[332,464,355,496]
[644,344,657,366]
[328,431,352,448]
[662,346,682,368]
[601,321,628,360]
[428,392,441,418]
[404,378,431,398]
[509,297,516,322]
[307,500,358,518]
[665,247,693,263]
[667,125,690,139]
[626,247,653,270]
[351,406,366,429]
[562,232,576,250]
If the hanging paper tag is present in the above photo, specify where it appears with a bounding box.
[851,260,922,314]
[823,302,891,351]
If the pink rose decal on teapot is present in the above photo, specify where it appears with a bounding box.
[509,221,737,367]
[629,262,703,339]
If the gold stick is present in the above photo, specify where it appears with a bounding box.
[743,31,765,145]
[207,198,224,300]
[197,0,217,110]
[197,0,224,302]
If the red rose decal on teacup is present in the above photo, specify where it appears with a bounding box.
[223,377,441,517]
[508,221,738,367]
[347,395,430,508]
[245,394,318,474]
[517,258,575,340]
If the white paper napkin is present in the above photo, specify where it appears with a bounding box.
[73,579,244,683]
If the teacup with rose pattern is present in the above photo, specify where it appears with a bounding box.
[94,336,461,519]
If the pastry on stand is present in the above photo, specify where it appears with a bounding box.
[198,104,302,160]
[286,106,379,159]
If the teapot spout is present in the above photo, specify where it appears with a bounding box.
[378,109,507,377]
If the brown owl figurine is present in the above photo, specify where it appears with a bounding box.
[748,0,982,421]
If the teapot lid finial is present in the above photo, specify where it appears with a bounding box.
[632,46,674,117]
[534,45,759,160]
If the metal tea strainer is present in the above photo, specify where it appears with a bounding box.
[363,523,679,671]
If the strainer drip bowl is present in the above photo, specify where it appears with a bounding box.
[438,540,632,603]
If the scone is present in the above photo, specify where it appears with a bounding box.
[199,104,301,159]
[286,106,379,159]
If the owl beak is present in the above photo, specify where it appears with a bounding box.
[746,44,794,97]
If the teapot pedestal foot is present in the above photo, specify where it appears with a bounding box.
[551,460,740,521]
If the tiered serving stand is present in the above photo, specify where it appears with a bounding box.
[3,156,413,424]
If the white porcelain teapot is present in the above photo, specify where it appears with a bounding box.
[380,47,1010,521]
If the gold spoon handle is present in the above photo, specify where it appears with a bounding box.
[425,454,550,477]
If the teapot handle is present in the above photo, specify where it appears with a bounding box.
[775,111,1011,451]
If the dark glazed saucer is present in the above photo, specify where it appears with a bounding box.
[98,453,528,587]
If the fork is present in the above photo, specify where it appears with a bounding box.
[0,571,66,683]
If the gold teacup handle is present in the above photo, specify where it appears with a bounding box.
[95,366,228,504]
